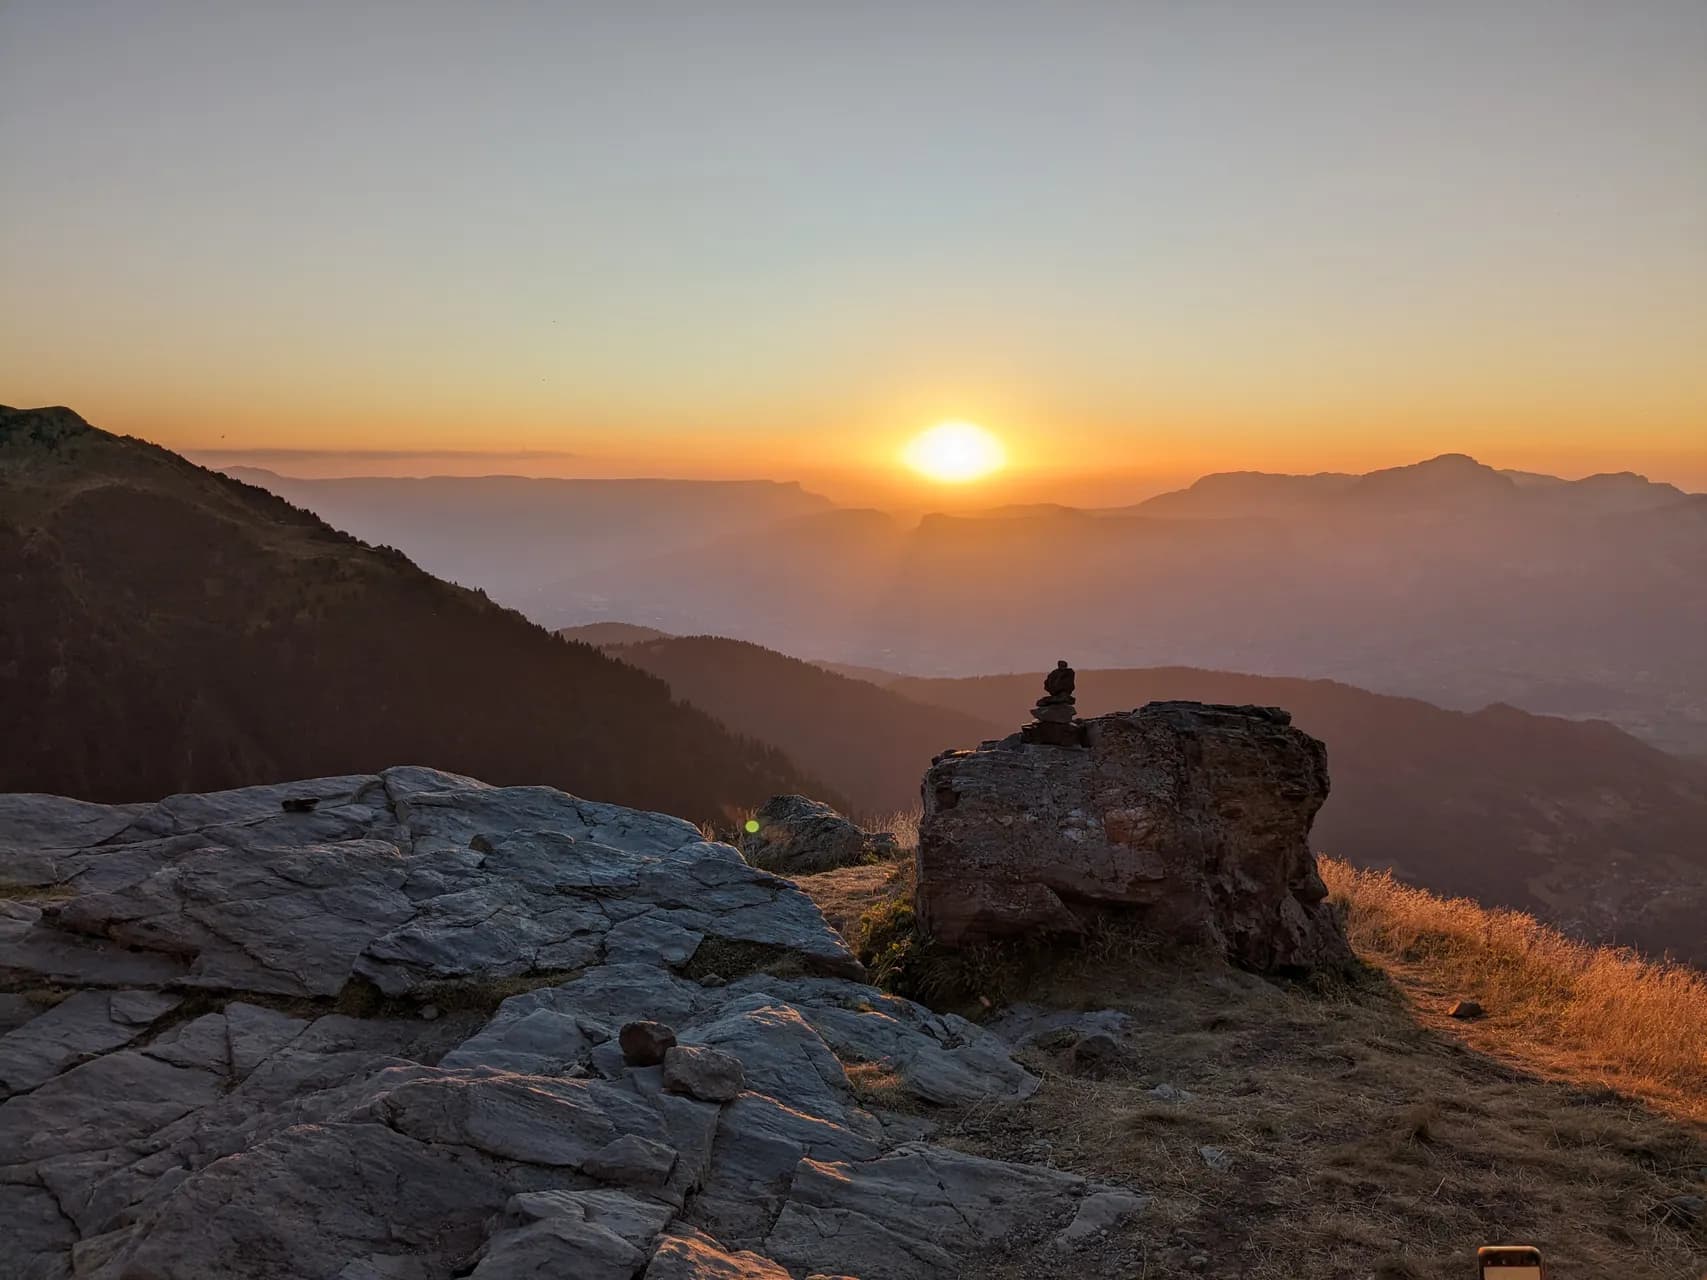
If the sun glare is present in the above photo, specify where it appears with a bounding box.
[902,421,1006,484]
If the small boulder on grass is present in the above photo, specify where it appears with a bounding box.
[737,795,899,875]
[1068,1031,1131,1079]
[1448,999,1485,1020]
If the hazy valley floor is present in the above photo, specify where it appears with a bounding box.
[797,865,1707,1279]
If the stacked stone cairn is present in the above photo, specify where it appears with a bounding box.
[1022,659,1081,746]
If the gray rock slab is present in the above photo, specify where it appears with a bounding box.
[0,1049,226,1165]
[690,1093,880,1247]
[115,775,385,841]
[682,997,848,1116]
[606,913,704,967]
[94,1119,514,1279]
[440,1007,594,1075]
[54,838,417,997]
[722,975,1039,1106]
[0,914,191,989]
[0,769,1128,1280]
[662,1043,745,1103]
[583,1133,678,1186]
[225,1002,310,1080]
[0,990,181,1096]
[505,1186,675,1243]
[0,993,38,1034]
[764,1145,1089,1280]
[0,793,148,852]
[141,1011,231,1073]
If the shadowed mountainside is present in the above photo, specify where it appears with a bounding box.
[892,667,1707,964]
[0,406,829,818]
[607,635,1004,819]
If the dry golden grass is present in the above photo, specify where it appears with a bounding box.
[844,1060,925,1114]
[869,803,921,853]
[1323,857,1707,1121]
[796,861,912,940]
[792,861,1707,1279]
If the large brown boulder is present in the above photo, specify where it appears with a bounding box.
[915,701,1352,972]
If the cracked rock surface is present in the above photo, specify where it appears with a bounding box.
[0,767,1140,1278]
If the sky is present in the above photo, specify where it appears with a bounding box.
[3,1,1705,502]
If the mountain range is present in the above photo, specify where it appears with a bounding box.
[0,406,826,818]
[240,453,1707,757]
[8,406,1704,963]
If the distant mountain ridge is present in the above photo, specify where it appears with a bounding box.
[208,453,1707,755]
[1127,453,1694,519]
[530,454,1707,756]
[0,406,829,818]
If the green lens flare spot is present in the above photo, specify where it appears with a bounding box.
[743,819,761,834]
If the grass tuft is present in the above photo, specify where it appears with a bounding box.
[1323,857,1707,1115]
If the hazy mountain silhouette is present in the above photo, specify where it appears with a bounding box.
[1126,453,1690,518]
[530,456,1707,756]
[891,667,1707,963]
[224,468,834,604]
[606,635,1004,818]
[0,407,828,818]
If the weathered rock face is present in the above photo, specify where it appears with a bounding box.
[916,701,1352,972]
[0,767,1140,1279]
[737,794,898,876]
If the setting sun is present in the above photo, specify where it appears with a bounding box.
[902,421,1007,484]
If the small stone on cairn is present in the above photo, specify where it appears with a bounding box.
[1022,659,1082,746]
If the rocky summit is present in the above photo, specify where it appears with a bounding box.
[916,701,1352,971]
[0,767,1145,1280]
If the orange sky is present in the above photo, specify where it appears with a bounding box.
[4,5,1704,502]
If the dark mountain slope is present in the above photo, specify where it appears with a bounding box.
[609,635,1004,817]
[893,667,1707,964]
[0,406,826,818]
